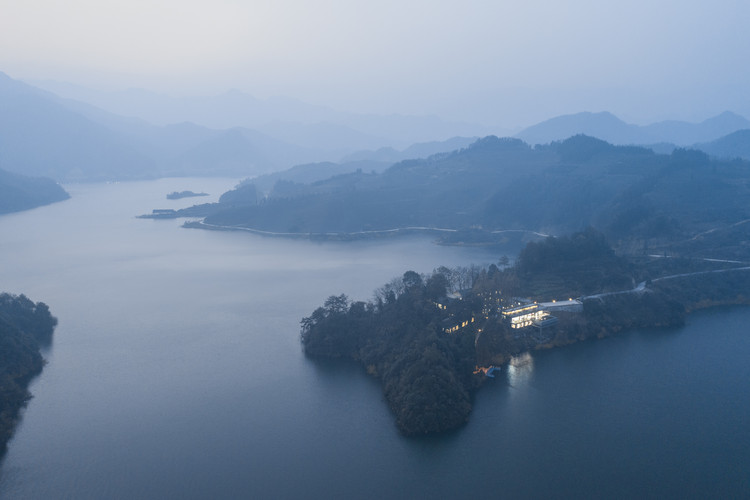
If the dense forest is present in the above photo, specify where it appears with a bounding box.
[0,293,57,455]
[302,229,750,435]
[301,272,477,435]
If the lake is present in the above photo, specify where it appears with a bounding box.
[0,179,748,498]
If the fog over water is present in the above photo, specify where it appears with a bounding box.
[1,180,749,498]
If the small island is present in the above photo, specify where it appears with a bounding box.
[301,228,750,435]
[166,190,208,200]
[0,293,57,456]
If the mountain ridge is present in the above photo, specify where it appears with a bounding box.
[0,73,334,181]
[181,134,750,260]
[516,110,750,146]
[28,77,494,149]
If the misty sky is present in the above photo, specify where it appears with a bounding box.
[2,0,749,127]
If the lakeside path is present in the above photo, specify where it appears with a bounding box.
[184,219,750,303]
[583,265,750,301]
[184,221,551,240]
[184,221,459,237]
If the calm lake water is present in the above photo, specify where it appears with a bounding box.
[0,179,748,499]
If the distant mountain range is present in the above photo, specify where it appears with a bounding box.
[0,72,336,181]
[30,78,494,150]
[339,136,478,163]
[4,71,750,184]
[515,110,750,147]
[0,73,154,181]
[0,72,490,182]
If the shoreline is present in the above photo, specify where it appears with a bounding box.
[301,255,750,435]
[182,220,545,245]
[484,271,750,371]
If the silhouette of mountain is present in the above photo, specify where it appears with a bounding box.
[1,72,496,184]
[196,135,750,258]
[644,111,750,145]
[516,110,750,147]
[696,129,750,160]
[0,167,69,214]
[0,72,155,181]
[516,112,655,145]
[340,136,478,163]
[163,128,324,177]
[245,160,393,195]
[31,79,493,148]
[0,73,331,181]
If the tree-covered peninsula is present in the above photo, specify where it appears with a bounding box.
[0,293,57,455]
[302,275,476,435]
[301,229,750,435]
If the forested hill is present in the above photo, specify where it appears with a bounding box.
[0,168,69,214]
[201,135,750,256]
[0,293,57,455]
[301,273,477,435]
[301,228,750,435]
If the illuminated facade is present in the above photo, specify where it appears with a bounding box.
[444,316,475,334]
[439,292,574,334]
[502,303,554,329]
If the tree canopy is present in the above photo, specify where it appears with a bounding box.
[0,293,57,456]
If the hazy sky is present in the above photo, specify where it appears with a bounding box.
[2,0,749,127]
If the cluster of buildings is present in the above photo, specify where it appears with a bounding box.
[439,290,583,336]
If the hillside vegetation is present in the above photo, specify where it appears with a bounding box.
[194,135,750,259]
[0,293,57,455]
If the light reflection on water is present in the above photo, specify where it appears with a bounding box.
[507,352,534,389]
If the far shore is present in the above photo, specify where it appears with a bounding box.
[182,220,545,245]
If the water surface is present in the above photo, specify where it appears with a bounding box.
[0,179,748,498]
